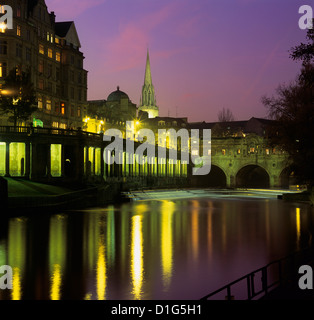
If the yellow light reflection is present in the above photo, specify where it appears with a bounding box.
[11,267,21,300]
[191,200,199,260]
[161,201,174,291]
[8,217,27,301]
[131,215,144,300]
[49,215,66,300]
[50,264,62,300]
[296,208,301,250]
[96,235,107,300]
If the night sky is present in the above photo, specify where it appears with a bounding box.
[46,0,308,122]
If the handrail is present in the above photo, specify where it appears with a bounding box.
[200,246,314,300]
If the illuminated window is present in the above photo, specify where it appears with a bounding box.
[39,44,44,55]
[55,37,60,44]
[237,149,241,154]
[46,99,51,111]
[56,52,61,62]
[191,150,199,156]
[38,96,43,109]
[222,149,226,155]
[0,41,7,54]
[59,123,66,129]
[250,147,255,153]
[0,62,7,78]
[0,24,5,33]
[47,32,50,42]
[17,25,21,36]
[52,122,59,128]
[48,48,53,58]
[266,149,270,155]
[61,103,65,115]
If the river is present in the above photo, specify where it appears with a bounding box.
[0,190,313,300]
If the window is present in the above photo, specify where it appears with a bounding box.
[266,149,270,155]
[250,147,255,153]
[59,123,67,129]
[39,60,44,73]
[222,149,226,155]
[70,55,74,65]
[39,44,44,55]
[38,79,44,90]
[55,102,59,114]
[26,30,31,41]
[71,105,74,117]
[17,25,21,36]
[0,41,7,54]
[16,44,22,58]
[38,96,43,109]
[48,48,53,58]
[237,149,241,154]
[77,106,81,117]
[47,32,50,42]
[70,87,74,99]
[56,52,61,62]
[52,122,59,128]
[17,6,21,18]
[26,48,31,62]
[47,64,52,77]
[0,62,7,78]
[47,82,52,93]
[46,99,51,111]
[192,150,199,156]
[61,103,65,115]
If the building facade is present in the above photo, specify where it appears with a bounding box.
[0,0,88,129]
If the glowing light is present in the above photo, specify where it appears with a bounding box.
[161,201,174,291]
[131,215,144,300]
[296,208,301,249]
[11,267,21,300]
[0,23,6,33]
[50,264,62,300]
[96,236,107,300]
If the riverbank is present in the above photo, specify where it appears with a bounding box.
[2,176,312,217]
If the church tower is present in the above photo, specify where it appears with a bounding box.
[138,50,159,118]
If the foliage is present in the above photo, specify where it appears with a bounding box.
[262,23,314,185]
[0,69,37,127]
[217,107,235,122]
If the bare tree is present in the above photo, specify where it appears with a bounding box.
[218,107,235,122]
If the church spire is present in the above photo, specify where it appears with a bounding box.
[144,49,152,85]
[138,49,159,118]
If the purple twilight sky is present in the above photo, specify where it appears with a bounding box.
[45,0,309,122]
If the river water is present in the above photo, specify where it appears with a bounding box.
[0,190,313,300]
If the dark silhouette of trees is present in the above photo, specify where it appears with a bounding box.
[262,22,314,185]
[0,69,37,127]
[217,107,235,122]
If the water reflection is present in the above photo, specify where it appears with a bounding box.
[161,201,174,291]
[49,214,67,300]
[131,214,144,300]
[0,196,313,300]
[8,218,27,300]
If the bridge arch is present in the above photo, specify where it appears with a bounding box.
[191,164,227,188]
[236,164,270,188]
[279,166,298,189]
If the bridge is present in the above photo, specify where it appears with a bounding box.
[0,126,291,190]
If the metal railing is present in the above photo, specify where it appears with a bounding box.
[200,246,314,300]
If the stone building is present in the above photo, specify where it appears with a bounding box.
[0,0,88,129]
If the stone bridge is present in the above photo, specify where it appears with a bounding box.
[192,135,291,189]
[0,126,291,190]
